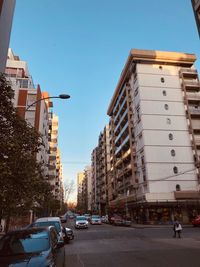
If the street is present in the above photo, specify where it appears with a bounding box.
[63,220,200,267]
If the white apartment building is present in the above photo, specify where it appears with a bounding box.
[0,0,15,72]
[5,49,49,177]
[107,49,200,223]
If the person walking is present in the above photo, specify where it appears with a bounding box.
[173,220,182,238]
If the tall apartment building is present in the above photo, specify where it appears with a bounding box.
[107,49,200,223]
[5,49,49,177]
[5,49,64,201]
[0,0,15,72]
[85,166,92,212]
[191,0,200,37]
[77,172,84,212]
[91,148,98,212]
[94,126,111,215]
[48,114,63,200]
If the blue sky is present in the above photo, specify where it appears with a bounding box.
[10,0,200,202]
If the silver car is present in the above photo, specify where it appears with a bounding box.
[90,215,102,225]
[75,216,88,229]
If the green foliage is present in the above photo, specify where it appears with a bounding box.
[0,74,52,220]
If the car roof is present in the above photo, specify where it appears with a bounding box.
[35,217,61,222]
[7,226,52,235]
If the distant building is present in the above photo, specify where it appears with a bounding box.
[0,0,15,73]
[77,172,84,212]
[107,49,200,223]
[191,0,200,37]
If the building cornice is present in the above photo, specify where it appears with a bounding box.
[107,49,196,116]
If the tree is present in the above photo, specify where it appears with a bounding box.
[64,180,75,203]
[0,74,52,231]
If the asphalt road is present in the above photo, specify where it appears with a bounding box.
[63,220,200,267]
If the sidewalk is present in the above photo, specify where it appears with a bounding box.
[131,223,193,229]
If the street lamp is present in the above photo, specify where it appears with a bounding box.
[26,94,70,111]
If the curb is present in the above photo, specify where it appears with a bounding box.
[130,224,193,229]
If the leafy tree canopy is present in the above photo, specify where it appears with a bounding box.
[0,74,53,225]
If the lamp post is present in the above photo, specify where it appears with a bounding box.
[25,94,70,111]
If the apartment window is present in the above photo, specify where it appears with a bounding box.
[162,90,167,96]
[161,77,165,83]
[173,166,178,174]
[176,184,181,191]
[164,104,169,110]
[166,118,171,124]
[171,149,176,156]
[169,133,173,140]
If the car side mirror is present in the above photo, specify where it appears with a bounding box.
[57,240,65,248]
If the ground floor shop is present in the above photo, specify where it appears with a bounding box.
[109,200,200,224]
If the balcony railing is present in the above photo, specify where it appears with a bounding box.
[188,107,200,116]
[115,135,129,155]
[186,92,200,101]
[183,80,200,89]
[180,68,198,75]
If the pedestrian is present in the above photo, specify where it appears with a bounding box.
[173,220,182,238]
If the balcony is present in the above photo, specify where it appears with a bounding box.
[180,68,198,78]
[194,137,200,146]
[188,107,200,117]
[115,121,129,144]
[115,136,130,155]
[183,80,200,90]
[186,92,200,101]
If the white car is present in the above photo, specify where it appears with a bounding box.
[75,216,88,229]
[90,215,102,225]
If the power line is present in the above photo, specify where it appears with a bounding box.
[61,161,90,165]
[138,167,197,185]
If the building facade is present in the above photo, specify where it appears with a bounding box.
[0,0,15,73]
[107,49,200,223]
[191,0,200,37]
[77,172,84,212]
[5,49,64,202]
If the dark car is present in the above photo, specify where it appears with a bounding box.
[192,215,200,226]
[62,227,74,243]
[0,226,65,267]
[60,214,68,223]
[110,215,131,226]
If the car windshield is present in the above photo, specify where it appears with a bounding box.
[0,229,49,256]
[76,216,86,221]
[33,221,61,233]
[92,215,100,219]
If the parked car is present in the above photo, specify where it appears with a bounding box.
[0,226,65,266]
[90,215,102,225]
[60,213,68,223]
[62,227,74,243]
[75,216,88,229]
[192,215,200,226]
[29,217,65,243]
[84,214,91,222]
[109,214,122,224]
[101,215,109,223]
[109,215,131,226]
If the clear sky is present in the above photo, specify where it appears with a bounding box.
[10,0,200,202]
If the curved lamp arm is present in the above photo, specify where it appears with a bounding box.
[26,94,70,111]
